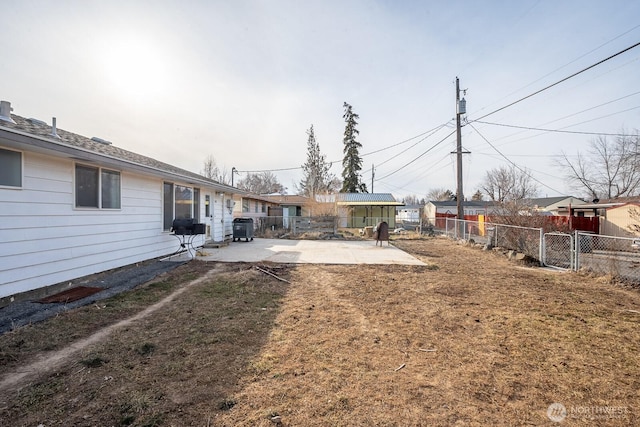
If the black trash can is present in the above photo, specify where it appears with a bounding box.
[233,218,254,242]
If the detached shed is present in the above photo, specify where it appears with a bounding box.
[334,193,404,229]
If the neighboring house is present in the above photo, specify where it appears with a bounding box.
[0,100,241,300]
[396,205,422,222]
[423,200,499,225]
[259,194,314,228]
[333,193,404,228]
[232,194,281,219]
[231,193,282,232]
[527,196,587,216]
[600,203,640,237]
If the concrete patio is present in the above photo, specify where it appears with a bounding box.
[175,238,426,265]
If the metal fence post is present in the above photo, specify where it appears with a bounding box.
[573,230,579,271]
[541,229,546,266]
[539,228,544,266]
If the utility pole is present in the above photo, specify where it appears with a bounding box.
[455,77,465,222]
[371,164,375,193]
[231,167,237,187]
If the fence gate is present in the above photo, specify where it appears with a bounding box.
[544,232,573,269]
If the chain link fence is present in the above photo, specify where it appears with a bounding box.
[250,216,407,238]
[241,215,640,282]
[445,218,543,262]
[252,216,339,236]
[576,232,640,282]
[442,218,640,283]
[543,232,573,269]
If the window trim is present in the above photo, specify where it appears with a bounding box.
[74,163,121,210]
[0,146,23,189]
[162,181,201,231]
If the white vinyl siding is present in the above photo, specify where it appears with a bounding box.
[0,152,194,298]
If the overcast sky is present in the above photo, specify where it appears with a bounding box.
[2,0,639,200]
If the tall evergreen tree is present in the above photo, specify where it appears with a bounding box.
[298,125,334,198]
[341,102,367,193]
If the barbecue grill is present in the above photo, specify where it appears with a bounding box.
[171,218,206,258]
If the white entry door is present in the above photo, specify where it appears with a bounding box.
[204,193,214,239]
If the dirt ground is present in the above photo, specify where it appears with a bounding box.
[1,237,639,426]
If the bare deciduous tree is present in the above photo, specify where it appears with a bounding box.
[558,133,640,200]
[426,188,455,201]
[297,125,337,198]
[481,165,537,212]
[403,195,417,205]
[201,154,231,185]
[237,171,286,194]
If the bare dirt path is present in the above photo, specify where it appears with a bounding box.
[0,268,217,406]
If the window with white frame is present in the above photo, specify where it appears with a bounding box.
[75,164,121,209]
[0,147,22,188]
[162,182,200,231]
[242,198,249,212]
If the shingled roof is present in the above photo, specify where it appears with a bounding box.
[0,108,238,191]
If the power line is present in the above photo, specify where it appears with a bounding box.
[242,41,640,184]
[473,120,638,137]
[475,151,566,180]
[536,89,640,127]
[469,24,640,117]
[473,40,640,121]
[373,123,451,168]
[360,121,452,157]
[236,122,452,174]
[236,166,303,173]
[377,151,454,193]
[467,122,564,195]
[375,129,457,181]
[466,102,640,152]
[488,105,640,148]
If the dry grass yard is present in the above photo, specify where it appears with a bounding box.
[1,237,639,426]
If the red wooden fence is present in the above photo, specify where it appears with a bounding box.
[434,213,599,234]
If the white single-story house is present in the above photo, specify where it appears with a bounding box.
[231,193,284,232]
[527,196,587,215]
[0,100,242,300]
[259,194,314,228]
[396,205,422,222]
[233,193,283,220]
